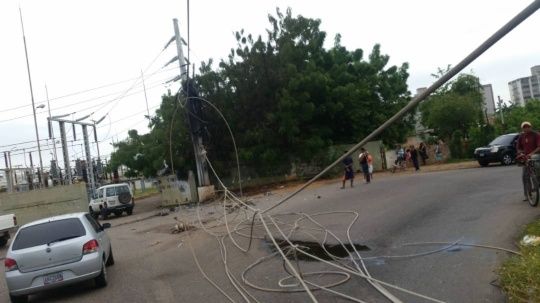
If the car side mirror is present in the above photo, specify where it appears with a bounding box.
[101,223,111,230]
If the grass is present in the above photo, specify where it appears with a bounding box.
[133,187,160,199]
[499,218,540,302]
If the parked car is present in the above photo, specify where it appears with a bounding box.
[0,213,17,247]
[473,133,519,167]
[4,213,114,303]
[89,183,134,219]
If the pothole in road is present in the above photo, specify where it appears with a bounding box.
[267,238,370,261]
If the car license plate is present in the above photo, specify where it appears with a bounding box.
[479,153,485,157]
[43,272,63,285]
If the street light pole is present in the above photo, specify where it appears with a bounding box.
[19,7,44,187]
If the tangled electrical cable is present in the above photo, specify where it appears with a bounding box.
[167,2,540,299]
[183,152,522,303]
[167,92,523,303]
[167,95,448,302]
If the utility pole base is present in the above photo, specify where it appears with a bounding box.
[197,185,215,203]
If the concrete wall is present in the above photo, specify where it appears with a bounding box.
[127,179,156,192]
[157,175,192,207]
[0,184,89,226]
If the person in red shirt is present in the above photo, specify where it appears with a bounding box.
[517,121,540,200]
[517,121,540,156]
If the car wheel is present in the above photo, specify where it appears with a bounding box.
[9,294,28,303]
[95,260,108,288]
[478,160,489,167]
[113,210,122,217]
[106,248,115,266]
[126,208,133,215]
[501,154,513,166]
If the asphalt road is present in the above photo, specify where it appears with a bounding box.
[0,165,538,302]
[265,164,538,302]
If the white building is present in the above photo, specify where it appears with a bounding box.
[481,84,496,116]
[508,65,540,106]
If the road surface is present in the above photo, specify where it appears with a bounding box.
[0,165,536,302]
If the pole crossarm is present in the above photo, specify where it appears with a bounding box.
[48,117,95,127]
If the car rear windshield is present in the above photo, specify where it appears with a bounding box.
[489,134,515,146]
[116,185,130,194]
[12,218,86,250]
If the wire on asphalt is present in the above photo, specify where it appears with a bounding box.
[175,2,540,301]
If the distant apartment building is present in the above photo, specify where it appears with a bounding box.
[481,84,496,116]
[508,65,540,106]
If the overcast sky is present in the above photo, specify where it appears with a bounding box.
[1,0,539,172]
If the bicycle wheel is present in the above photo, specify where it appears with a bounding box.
[526,172,539,207]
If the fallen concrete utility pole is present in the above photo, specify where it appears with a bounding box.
[264,0,540,214]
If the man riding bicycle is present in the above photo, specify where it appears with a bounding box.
[516,121,540,201]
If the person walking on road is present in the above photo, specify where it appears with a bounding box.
[419,142,429,165]
[395,145,405,165]
[516,121,540,201]
[359,148,371,183]
[367,150,374,180]
[435,141,443,162]
[341,152,354,189]
[410,145,420,171]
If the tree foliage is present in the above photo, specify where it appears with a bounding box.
[420,73,484,140]
[109,93,194,178]
[111,8,414,177]
[493,99,540,133]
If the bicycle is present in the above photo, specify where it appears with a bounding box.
[517,154,539,207]
[391,158,407,173]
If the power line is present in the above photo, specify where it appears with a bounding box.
[0,78,169,124]
[69,105,160,141]
[2,105,159,154]
[0,76,139,113]
[98,105,160,129]
[54,75,170,119]
[0,138,51,149]
[101,117,150,143]
[0,66,176,114]
[89,47,169,120]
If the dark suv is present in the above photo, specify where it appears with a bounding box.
[474,133,519,166]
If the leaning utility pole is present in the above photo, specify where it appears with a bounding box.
[172,18,210,186]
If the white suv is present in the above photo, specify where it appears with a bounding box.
[89,184,134,219]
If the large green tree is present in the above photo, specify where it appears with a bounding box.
[109,93,194,178]
[197,8,413,175]
[111,8,415,178]
[494,99,540,133]
[420,73,484,140]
